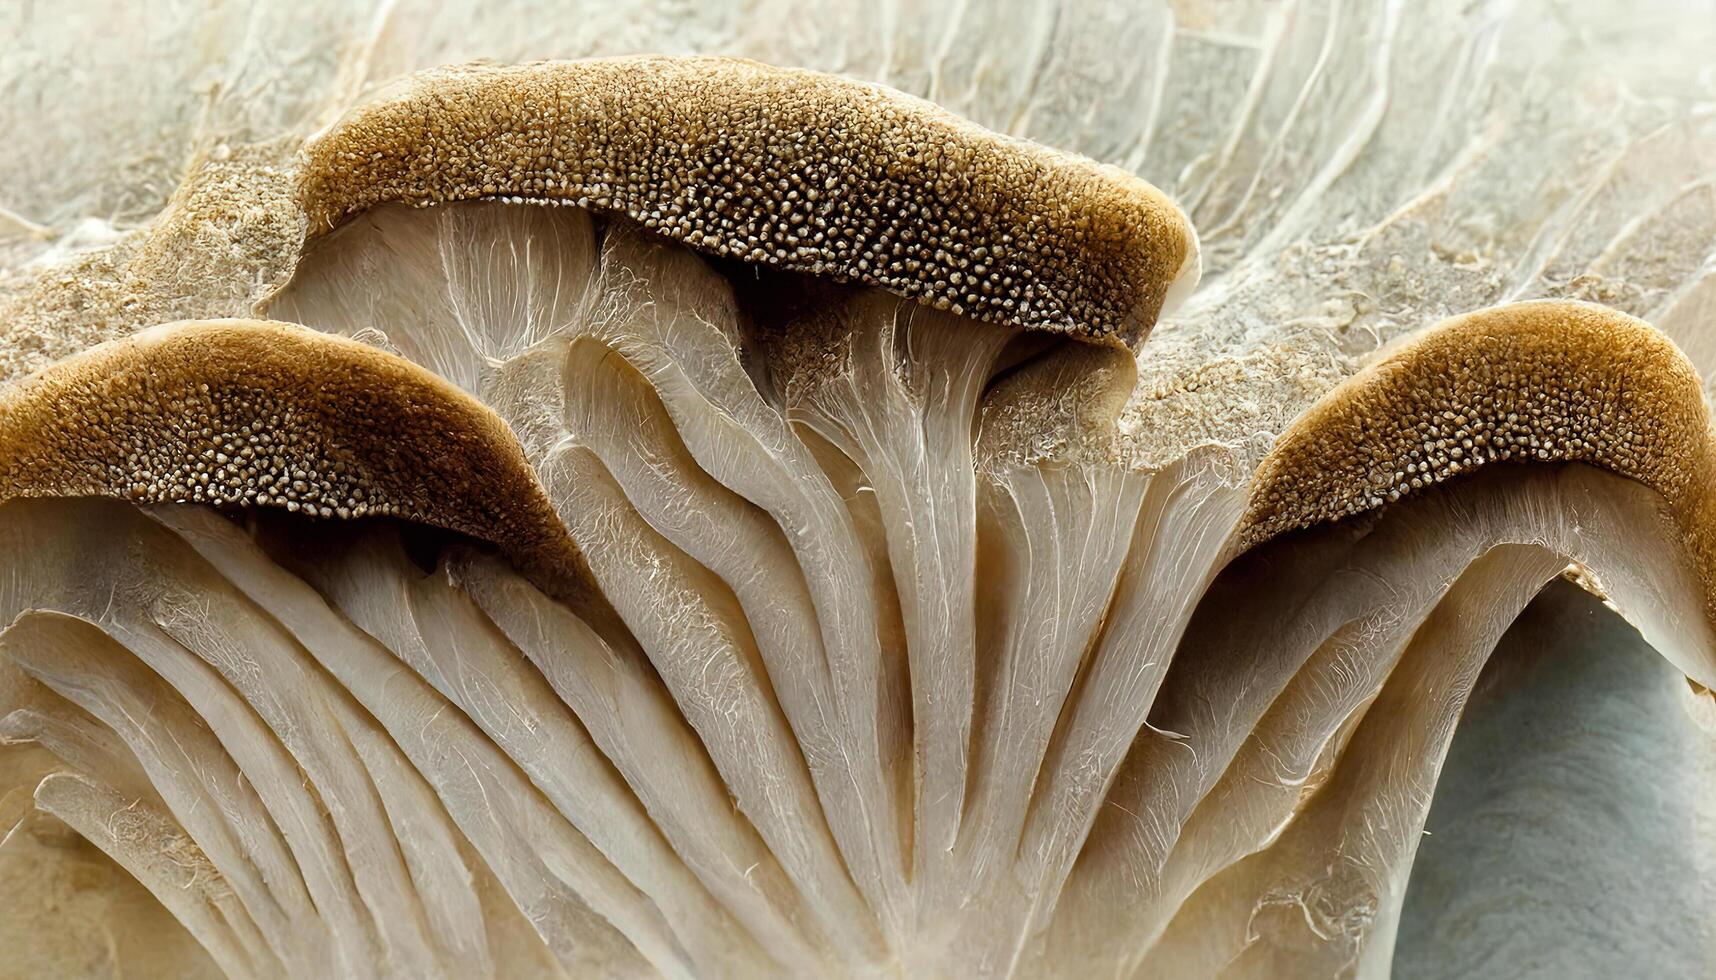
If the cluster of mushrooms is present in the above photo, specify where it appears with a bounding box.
[0,50,1711,980]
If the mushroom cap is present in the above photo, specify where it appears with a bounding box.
[0,318,587,591]
[299,56,1198,346]
[1242,299,1716,621]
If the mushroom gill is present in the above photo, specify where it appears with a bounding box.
[1,31,1714,980]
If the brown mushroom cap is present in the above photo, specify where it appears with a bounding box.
[0,319,587,590]
[1241,300,1716,620]
[298,56,1197,347]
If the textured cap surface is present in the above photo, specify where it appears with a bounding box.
[1241,300,1716,617]
[299,56,1196,346]
[0,319,586,588]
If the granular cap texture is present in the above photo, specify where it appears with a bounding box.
[1242,300,1716,618]
[0,319,586,587]
[299,56,1195,346]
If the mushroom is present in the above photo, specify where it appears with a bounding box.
[1,13,1714,980]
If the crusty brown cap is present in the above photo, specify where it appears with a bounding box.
[0,319,587,591]
[1240,300,1716,621]
[297,56,1196,347]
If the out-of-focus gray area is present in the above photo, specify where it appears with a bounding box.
[1397,579,1716,979]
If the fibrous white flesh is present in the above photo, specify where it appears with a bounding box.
[0,770,226,979]
[281,204,915,949]
[1051,464,1716,977]
[5,195,1712,978]
[0,499,671,979]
